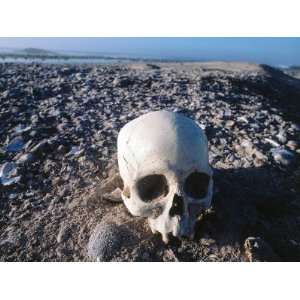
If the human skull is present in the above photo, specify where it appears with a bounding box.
[117,111,213,243]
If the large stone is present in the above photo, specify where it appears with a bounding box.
[87,222,129,261]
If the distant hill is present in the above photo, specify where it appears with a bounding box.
[0,47,129,60]
[0,47,68,59]
[18,48,59,56]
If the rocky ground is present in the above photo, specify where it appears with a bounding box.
[0,61,299,262]
[283,66,300,80]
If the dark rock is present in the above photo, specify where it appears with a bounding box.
[30,139,50,155]
[244,237,278,262]
[87,222,130,261]
[146,64,160,70]
[113,76,135,88]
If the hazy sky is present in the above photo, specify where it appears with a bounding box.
[0,37,299,66]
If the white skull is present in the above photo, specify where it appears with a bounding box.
[117,111,213,243]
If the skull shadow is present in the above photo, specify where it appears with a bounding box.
[193,164,300,261]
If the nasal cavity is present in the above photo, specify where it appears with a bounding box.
[169,194,184,217]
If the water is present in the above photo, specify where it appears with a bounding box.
[0,57,134,64]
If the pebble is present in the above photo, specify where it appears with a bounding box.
[286,140,299,151]
[225,120,235,128]
[244,237,278,262]
[103,187,123,202]
[14,124,32,134]
[4,136,24,153]
[240,139,254,155]
[67,146,84,157]
[276,131,287,144]
[291,123,300,131]
[200,237,216,246]
[0,162,21,186]
[30,139,49,155]
[237,116,249,124]
[113,76,134,88]
[253,149,267,161]
[241,139,253,150]
[16,153,34,165]
[265,138,280,147]
[271,148,295,166]
[57,223,72,243]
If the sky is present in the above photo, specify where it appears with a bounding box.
[0,37,299,66]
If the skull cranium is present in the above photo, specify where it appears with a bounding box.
[117,111,213,243]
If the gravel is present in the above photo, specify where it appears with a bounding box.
[0,61,299,261]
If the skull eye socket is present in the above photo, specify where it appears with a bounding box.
[184,171,210,199]
[137,174,169,202]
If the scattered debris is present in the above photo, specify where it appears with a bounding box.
[0,162,21,186]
